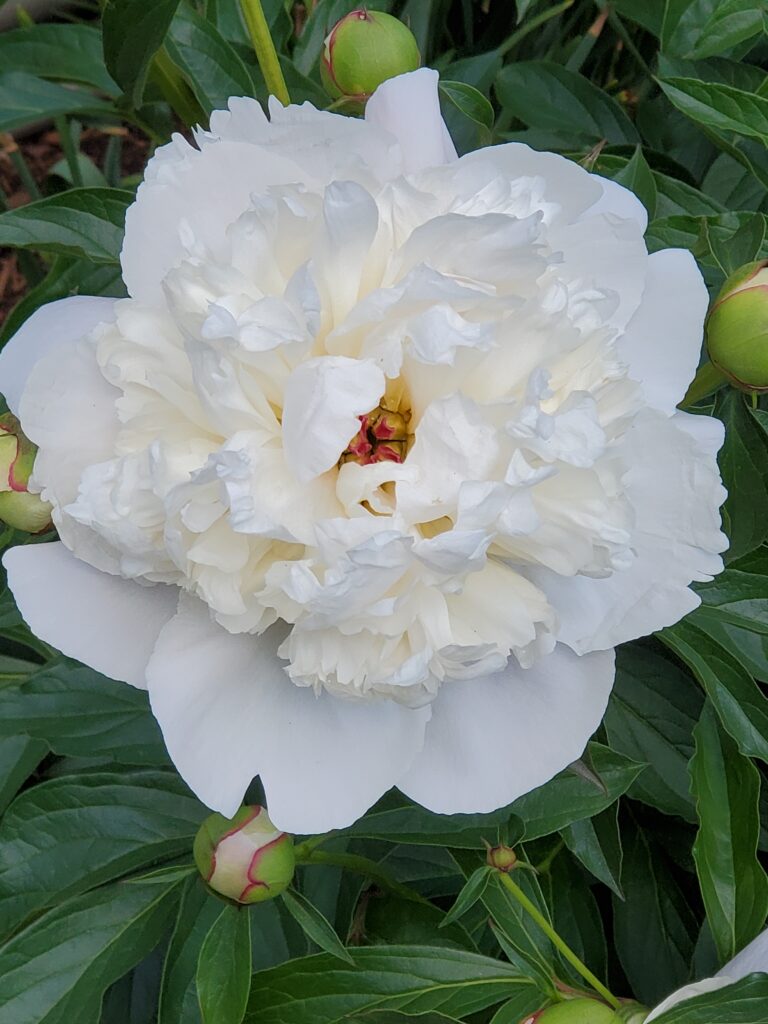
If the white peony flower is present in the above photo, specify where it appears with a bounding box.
[0,69,727,833]
[645,926,768,1020]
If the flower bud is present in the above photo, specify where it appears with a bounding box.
[321,10,420,102]
[706,260,768,393]
[0,413,52,533]
[525,998,621,1023]
[487,843,518,872]
[193,805,295,904]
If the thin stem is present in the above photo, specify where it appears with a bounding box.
[4,141,42,201]
[496,871,621,1010]
[54,117,84,188]
[239,0,290,106]
[498,0,575,57]
[298,849,430,906]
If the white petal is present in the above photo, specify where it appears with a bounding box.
[3,541,178,688]
[645,979,733,1023]
[145,596,429,831]
[0,296,115,415]
[399,645,615,814]
[281,356,385,481]
[531,409,727,653]
[717,926,768,979]
[365,68,457,173]
[618,248,709,414]
[585,174,648,232]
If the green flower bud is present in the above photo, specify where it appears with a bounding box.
[706,260,768,393]
[486,843,518,872]
[321,10,420,102]
[193,805,295,904]
[0,413,52,533]
[528,999,621,1024]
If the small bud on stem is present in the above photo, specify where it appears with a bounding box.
[706,260,768,394]
[0,413,52,533]
[321,10,420,103]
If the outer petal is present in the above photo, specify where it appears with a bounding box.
[3,541,178,688]
[399,645,615,814]
[585,174,648,232]
[618,248,709,414]
[281,356,385,481]
[145,596,430,832]
[0,296,115,415]
[365,68,457,173]
[531,409,728,654]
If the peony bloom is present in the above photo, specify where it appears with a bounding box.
[0,70,726,833]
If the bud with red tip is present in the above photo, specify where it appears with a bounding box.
[706,260,768,393]
[0,413,51,533]
[193,805,295,904]
[321,10,420,102]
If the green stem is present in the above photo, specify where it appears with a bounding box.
[498,0,575,57]
[55,117,84,188]
[7,145,41,201]
[239,0,290,106]
[496,871,621,1010]
[298,849,429,905]
[681,360,727,407]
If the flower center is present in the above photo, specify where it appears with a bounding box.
[340,404,411,466]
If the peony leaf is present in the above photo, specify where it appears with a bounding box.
[0,878,184,1024]
[0,771,205,941]
[0,23,118,95]
[439,865,494,928]
[561,804,624,898]
[244,946,537,1023]
[715,390,768,562]
[280,889,354,964]
[0,734,47,817]
[661,0,765,60]
[659,77,768,146]
[650,974,768,1023]
[0,71,113,133]
[197,905,252,1024]
[613,145,658,218]
[689,703,768,963]
[0,188,133,265]
[102,0,184,108]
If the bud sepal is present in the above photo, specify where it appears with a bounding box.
[0,413,52,533]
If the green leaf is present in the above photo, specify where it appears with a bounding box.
[717,391,768,562]
[197,905,251,1024]
[542,852,608,985]
[439,866,494,928]
[0,24,118,95]
[690,703,768,962]
[166,7,256,116]
[651,974,768,1023]
[159,878,224,1024]
[0,771,204,939]
[0,735,47,816]
[102,0,184,107]
[0,878,183,1024]
[663,621,768,762]
[612,822,699,1005]
[280,889,354,964]
[489,990,548,1024]
[708,214,766,274]
[0,188,132,265]
[604,643,702,821]
[659,76,768,146]
[0,72,113,133]
[245,947,535,1023]
[0,659,169,765]
[341,797,515,848]
[495,61,639,144]
[438,79,494,150]
[506,743,646,839]
[561,805,624,898]
[484,869,556,989]
[613,146,658,218]
[662,0,766,60]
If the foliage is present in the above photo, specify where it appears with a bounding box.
[0,1,767,1022]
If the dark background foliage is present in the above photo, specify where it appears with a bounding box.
[0,2,768,1022]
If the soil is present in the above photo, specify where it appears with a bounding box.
[0,124,151,328]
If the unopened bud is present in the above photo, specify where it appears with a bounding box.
[321,10,420,102]
[193,805,295,904]
[487,843,518,872]
[706,260,768,393]
[528,998,621,1023]
[0,413,51,533]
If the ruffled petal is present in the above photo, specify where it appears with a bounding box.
[145,595,429,831]
[618,248,709,414]
[3,541,177,688]
[530,409,728,654]
[365,68,457,173]
[0,296,115,415]
[399,645,615,814]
